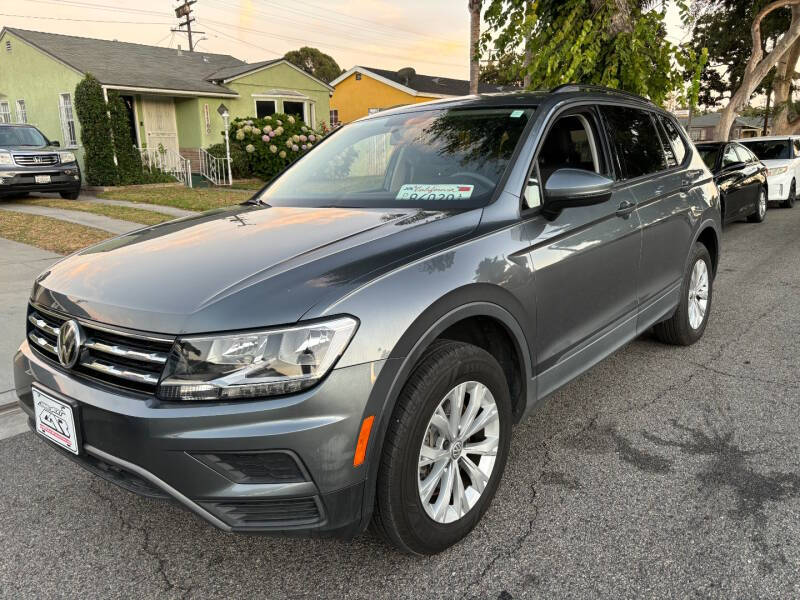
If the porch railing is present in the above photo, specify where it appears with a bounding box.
[139,147,192,188]
[198,148,232,186]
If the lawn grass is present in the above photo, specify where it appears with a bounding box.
[96,186,253,211]
[15,198,171,226]
[0,211,111,254]
[231,179,266,191]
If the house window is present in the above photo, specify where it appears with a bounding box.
[0,101,10,124]
[283,101,305,120]
[5,40,10,53]
[689,129,702,141]
[203,103,211,135]
[15,99,27,124]
[255,99,276,119]
[330,109,339,127]
[58,93,77,147]
[355,72,361,80]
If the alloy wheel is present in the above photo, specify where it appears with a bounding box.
[688,259,709,330]
[758,189,767,218]
[417,381,500,524]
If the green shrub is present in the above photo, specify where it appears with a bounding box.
[74,74,118,186]
[218,113,327,182]
[107,90,144,185]
[206,143,251,179]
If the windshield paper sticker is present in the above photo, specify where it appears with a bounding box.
[396,184,474,201]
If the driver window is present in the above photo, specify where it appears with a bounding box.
[525,113,603,210]
[722,145,739,167]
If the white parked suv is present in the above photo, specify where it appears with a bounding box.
[737,136,800,208]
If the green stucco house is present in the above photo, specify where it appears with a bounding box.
[0,27,333,179]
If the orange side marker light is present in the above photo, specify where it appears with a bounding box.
[353,415,375,467]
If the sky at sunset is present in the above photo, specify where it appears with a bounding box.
[2,0,687,81]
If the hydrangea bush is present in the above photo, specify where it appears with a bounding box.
[215,113,326,182]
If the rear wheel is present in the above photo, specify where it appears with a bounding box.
[748,186,767,222]
[781,180,795,208]
[372,340,512,554]
[654,242,713,346]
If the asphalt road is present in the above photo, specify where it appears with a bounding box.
[1,206,799,599]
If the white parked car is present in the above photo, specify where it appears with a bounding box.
[737,136,800,208]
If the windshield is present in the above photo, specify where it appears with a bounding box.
[740,139,790,160]
[0,126,48,147]
[697,145,720,169]
[257,107,535,209]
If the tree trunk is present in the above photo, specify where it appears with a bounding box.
[714,0,800,141]
[590,0,633,36]
[523,0,533,89]
[469,0,481,95]
[772,17,800,133]
[764,85,772,135]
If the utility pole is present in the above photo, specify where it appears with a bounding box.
[172,0,204,52]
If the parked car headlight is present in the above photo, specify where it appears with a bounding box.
[157,317,358,401]
[768,166,788,176]
[0,152,12,165]
[59,151,77,164]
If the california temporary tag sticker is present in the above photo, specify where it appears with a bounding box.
[395,184,474,201]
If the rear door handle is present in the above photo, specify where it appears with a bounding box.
[616,200,636,217]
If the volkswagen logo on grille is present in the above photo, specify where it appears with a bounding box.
[56,320,84,369]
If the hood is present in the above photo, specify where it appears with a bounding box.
[759,158,791,169]
[0,143,62,153]
[33,204,480,334]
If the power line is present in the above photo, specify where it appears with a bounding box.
[17,0,172,18]
[0,13,171,25]
[172,0,204,52]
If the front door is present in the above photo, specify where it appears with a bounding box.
[525,106,642,399]
[141,96,179,155]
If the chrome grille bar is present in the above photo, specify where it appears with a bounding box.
[14,154,59,166]
[81,359,160,385]
[28,331,57,354]
[83,339,168,365]
[28,313,60,337]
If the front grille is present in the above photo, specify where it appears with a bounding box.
[193,451,307,484]
[26,304,174,395]
[201,497,323,528]
[14,153,60,166]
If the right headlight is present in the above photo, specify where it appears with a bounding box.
[157,316,358,401]
[768,166,788,176]
[0,152,12,165]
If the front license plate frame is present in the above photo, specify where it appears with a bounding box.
[32,385,82,455]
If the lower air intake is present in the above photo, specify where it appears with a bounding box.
[201,497,322,528]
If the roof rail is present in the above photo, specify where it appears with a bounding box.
[550,83,654,105]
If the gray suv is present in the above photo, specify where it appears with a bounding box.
[14,86,721,554]
[0,124,81,199]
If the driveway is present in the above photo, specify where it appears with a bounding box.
[1,208,799,599]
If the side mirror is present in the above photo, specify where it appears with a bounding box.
[51,140,60,147]
[544,168,614,212]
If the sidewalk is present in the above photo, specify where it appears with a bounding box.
[82,195,196,218]
[0,238,60,410]
[0,203,141,235]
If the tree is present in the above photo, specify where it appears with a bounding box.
[284,47,343,83]
[480,53,523,86]
[73,74,117,186]
[469,0,482,94]
[770,12,800,132]
[480,0,687,105]
[714,1,800,140]
[107,91,143,185]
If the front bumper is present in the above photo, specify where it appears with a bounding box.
[0,167,81,194]
[766,173,792,201]
[14,340,384,537]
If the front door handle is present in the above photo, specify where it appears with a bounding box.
[616,200,636,217]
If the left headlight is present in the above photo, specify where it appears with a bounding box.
[59,151,77,164]
[768,166,788,176]
[157,316,358,401]
[0,152,12,165]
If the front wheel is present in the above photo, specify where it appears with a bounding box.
[748,186,767,223]
[59,189,80,200]
[372,340,512,554]
[781,180,795,208]
[653,242,713,346]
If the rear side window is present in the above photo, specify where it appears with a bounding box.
[658,115,688,166]
[733,145,752,164]
[602,106,667,179]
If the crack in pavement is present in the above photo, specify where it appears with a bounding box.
[87,482,193,599]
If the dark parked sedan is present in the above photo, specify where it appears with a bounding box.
[696,141,767,224]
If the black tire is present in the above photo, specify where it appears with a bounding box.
[654,242,713,346]
[59,189,80,200]
[372,340,512,555]
[781,180,795,208]
[748,186,767,223]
